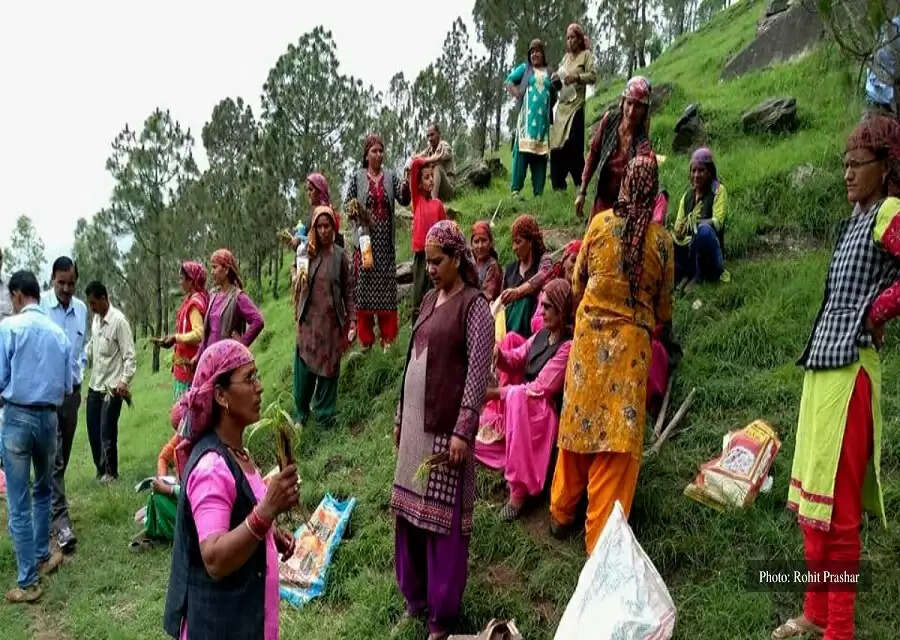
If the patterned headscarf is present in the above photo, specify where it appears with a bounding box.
[542,278,573,327]
[615,154,660,304]
[211,249,243,290]
[566,23,591,53]
[181,261,207,293]
[691,147,718,182]
[306,173,331,207]
[307,205,338,258]
[362,134,384,168]
[511,214,546,259]
[623,76,652,105]
[426,220,480,288]
[552,240,583,280]
[846,113,900,197]
[171,339,254,474]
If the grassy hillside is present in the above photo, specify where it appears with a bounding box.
[3,1,898,638]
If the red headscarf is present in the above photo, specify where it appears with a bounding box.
[211,249,243,290]
[846,113,900,197]
[307,205,338,258]
[470,221,499,262]
[615,155,660,304]
[511,214,546,258]
[551,240,582,279]
[171,339,255,474]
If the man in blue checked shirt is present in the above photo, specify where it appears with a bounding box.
[42,256,88,554]
[0,270,71,603]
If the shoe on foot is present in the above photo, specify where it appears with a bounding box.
[99,474,116,485]
[499,500,524,522]
[771,616,824,639]
[38,550,64,577]
[6,583,42,603]
[57,525,77,553]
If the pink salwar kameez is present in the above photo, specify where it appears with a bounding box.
[475,331,571,501]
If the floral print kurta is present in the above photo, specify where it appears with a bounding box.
[558,211,674,457]
[507,64,552,156]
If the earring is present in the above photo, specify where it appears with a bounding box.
[225,403,231,415]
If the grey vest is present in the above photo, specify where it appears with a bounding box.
[350,169,397,250]
[799,200,900,370]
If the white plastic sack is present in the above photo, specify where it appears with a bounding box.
[554,502,676,640]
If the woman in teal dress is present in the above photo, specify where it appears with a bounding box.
[506,39,554,197]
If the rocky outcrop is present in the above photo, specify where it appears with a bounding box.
[722,2,824,79]
[673,104,707,153]
[457,157,507,189]
[741,97,798,133]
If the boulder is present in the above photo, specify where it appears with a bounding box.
[741,97,798,133]
[487,157,507,177]
[466,162,493,188]
[673,104,707,153]
[759,0,792,34]
[396,260,413,285]
[722,4,823,79]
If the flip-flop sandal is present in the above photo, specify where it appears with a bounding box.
[771,617,824,639]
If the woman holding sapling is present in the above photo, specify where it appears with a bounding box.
[163,340,297,640]
[773,114,900,640]
[391,220,493,640]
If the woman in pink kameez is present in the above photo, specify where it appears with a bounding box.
[475,278,574,521]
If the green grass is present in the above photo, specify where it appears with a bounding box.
[3,1,899,637]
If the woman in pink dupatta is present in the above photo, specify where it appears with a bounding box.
[475,278,573,521]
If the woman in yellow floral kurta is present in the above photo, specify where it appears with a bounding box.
[550,155,674,554]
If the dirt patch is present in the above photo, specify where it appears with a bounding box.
[29,603,73,640]
[535,599,560,625]
[486,564,519,589]
[746,231,824,261]
[349,422,365,437]
[542,227,580,253]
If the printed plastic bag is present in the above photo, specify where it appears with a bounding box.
[491,297,507,343]
[279,494,356,608]
[554,502,676,640]
[684,419,781,510]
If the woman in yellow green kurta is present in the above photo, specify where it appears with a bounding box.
[774,114,900,640]
[550,23,596,191]
[506,39,553,197]
[549,154,674,554]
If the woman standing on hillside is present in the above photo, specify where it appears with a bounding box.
[550,23,596,191]
[344,134,411,352]
[577,76,653,219]
[294,206,356,426]
[163,340,298,639]
[506,39,554,197]
[773,115,900,640]
[391,221,493,640]
[551,155,673,554]
[470,221,503,302]
[671,147,728,287]
[199,249,264,356]
[499,215,554,338]
[160,262,209,398]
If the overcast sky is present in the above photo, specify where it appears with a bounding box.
[0,0,474,276]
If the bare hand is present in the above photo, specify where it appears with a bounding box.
[866,317,885,350]
[448,436,469,468]
[500,288,518,305]
[161,335,176,349]
[230,331,241,340]
[564,75,578,86]
[151,477,174,496]
[393,425,401,449]
[275,528,296,561]
[114,383,129,397]
[259,464,300,520]
[347,326,357,344]
[575,193,586,218]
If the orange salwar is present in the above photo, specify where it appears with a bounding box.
[550,450,641,554]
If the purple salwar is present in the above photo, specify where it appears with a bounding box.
[395,495,469,635]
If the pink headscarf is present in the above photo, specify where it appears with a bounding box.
[211,248,243,290]
[171,339,254,474]
[306,173,331,207]
[623,76,652,105]
[566,23,591,53]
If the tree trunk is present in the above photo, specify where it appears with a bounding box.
[152,248,162,373]
[272,244,280,300]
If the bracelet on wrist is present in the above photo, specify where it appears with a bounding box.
[244,518,264,540]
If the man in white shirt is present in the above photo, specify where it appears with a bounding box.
[84,281,135,482]
[43,257,88,552]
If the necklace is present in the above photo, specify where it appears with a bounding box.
[225,443,251,463]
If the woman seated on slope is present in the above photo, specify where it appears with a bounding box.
[499,214,554,338]
[475,278,573,521]
[671,147,729,288]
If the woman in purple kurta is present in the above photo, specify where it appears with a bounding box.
[391,221,493,640]
[199,249,264,357]
[475,278,573,521]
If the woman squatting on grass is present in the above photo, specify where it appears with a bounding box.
[391,220,493,640]
[773,114,900,640]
